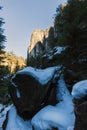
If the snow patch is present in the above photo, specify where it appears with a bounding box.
[10,75,18,88]
[42,46,67,60]
[54,46,66,55]
[6,106,32,130]
[16,88,21,98]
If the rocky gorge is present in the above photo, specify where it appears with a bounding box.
[0,66,87,130]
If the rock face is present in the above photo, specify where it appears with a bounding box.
[74,101,87,130]
[42,46,66,68]
[71,80,87,130]
[28,29,45,57]
[9,67,58,120]
[27,27,54,65]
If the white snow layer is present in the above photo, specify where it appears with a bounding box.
[15,66,60,85]
[6,106,32,130]
[0,104,12,130]
[32,75,75,130]
[71,80,87,99]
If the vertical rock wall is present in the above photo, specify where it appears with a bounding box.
[27,27,54,65]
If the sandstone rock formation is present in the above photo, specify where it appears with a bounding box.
[74,101,87,130]
[27,27,54,66]
[9,67,58,120]
[28,29,45,57]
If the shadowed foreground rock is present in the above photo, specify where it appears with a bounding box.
[74,101,87,130]
[3,70,75,130]
[9,67,58,120]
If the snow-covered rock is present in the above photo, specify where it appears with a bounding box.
[14,66,59,85]
[32,75,75,130]
[71,80,87,130]
[43,46,67,60]
[9,66,60,120]
[71,80,87,99]
[42,46,67,68]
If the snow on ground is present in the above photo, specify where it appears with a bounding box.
[32,75,75,130]
[71,80,87,99]
[0,104,12,130]
[6,106,32,130]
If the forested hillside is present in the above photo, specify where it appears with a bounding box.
[54,0,87,80]
[28,0,87,84]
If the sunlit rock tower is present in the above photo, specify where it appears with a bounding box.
[28,29,45,57]
[27,27,54,66]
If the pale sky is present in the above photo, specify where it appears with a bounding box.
[0,0,67,58]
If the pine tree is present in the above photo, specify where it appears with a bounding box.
[54,0,87,79]
[0,7,6,63]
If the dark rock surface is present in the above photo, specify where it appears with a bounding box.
[9,67,58,120]
[74,101,87,130]
[42,47,62,68]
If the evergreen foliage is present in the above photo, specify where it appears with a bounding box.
[0,52,26,104]
[54,0,87,80]
[0,65,10,104]
[0,7,6,61]
[28,55,42,68]
[46,27,55,48]
[0,7,26,104]
[0,7,9,104]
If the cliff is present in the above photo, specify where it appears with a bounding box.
[28,29,45,57]
[27,27,55,65]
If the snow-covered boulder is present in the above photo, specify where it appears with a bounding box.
[71,80,87,130]
[2,74,75,130]
[9,66,59,120]
[71,80,87,99]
